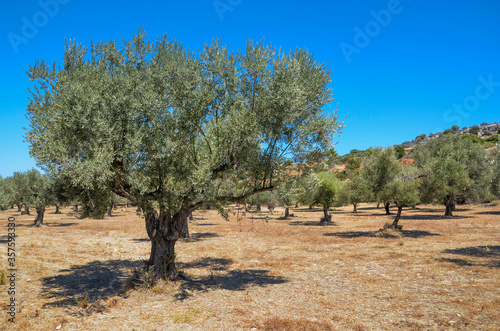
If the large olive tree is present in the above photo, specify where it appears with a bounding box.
[26,30,341,280]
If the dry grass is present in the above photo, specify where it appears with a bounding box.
[0,203,499,330]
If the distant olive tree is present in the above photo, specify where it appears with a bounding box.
[312,172,339,225]
[362,148,399,214]
[26,30,341,280]
[0,177,14,211]
[492,143,500,198]
[379,166,421,229]
[337,171,372,212]
[412,134,493,216]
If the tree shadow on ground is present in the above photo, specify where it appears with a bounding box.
[8,222,79,228]
[183,232,221,242]
[175,257,287,300]
[289,220,337,226]
[45,222,79,227]
[40,260,141,312]
[290,207,323,213]
[325,230,440,239]
[439,246,500,269]
[194,223,217,226]
[0,235,9,244]
[443,246,500,258]
[130,238,150,243]
[475,211,500,216]
[400,214,472,220]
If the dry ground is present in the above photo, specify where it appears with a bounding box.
[0,202,499,330]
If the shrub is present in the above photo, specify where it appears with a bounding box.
[469,125,481,135]
[462,134,483,144]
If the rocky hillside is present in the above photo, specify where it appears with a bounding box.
[402,122,500,148]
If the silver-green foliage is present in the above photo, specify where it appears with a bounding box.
[0,177,14,211]
[26,29,341,278]
[26,29,341,211]
[412,134,493,210]
[492,143,500,198]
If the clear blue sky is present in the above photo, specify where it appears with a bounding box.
[1,0,499,177]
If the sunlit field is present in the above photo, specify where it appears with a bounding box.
[1,202,498,330]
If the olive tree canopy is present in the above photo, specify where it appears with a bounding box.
[26,30,342,280]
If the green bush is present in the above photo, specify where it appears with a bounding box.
[469,125,481,135]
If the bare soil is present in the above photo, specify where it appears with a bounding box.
[0,203,499,330]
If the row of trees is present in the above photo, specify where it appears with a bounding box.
[0,170,129,225]
[248,134,499,229]
[16,29,499,280]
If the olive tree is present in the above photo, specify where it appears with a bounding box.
[312,172,339,225]
[379,165,420,229]
[338,171,372,212]
[362,148,399,214]
[0,177,15,211]
[17,169,52,226]
[11,171,30,213]
[26,30,341,280]
[412,134,493,216]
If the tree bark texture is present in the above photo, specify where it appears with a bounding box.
[390,205,403,229]
[34,207,45,227]
[144,206,190,280]
[284,207,290,218]
[320,206,332,225]
[444,194,455,216]
[55,205,61,214]
[352,203,357,213]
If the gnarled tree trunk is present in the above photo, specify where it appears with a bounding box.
[284,207,290,218]
[319,206,332,225]
[384,202,391,215]
[352,203,357,213]
[444,194,455,216]
[34,206,45,227]
[17,204,22,212]
[389,205,403,229]
[55,205,61,214]
[144,206,190,280]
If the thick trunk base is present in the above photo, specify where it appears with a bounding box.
[34,207,45,227]
[284,207,290,218]
[444,195,456,216]
[144,207,190,281]
[386,206,403,230]
[148,235,177,281]
[319,208,333,225]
